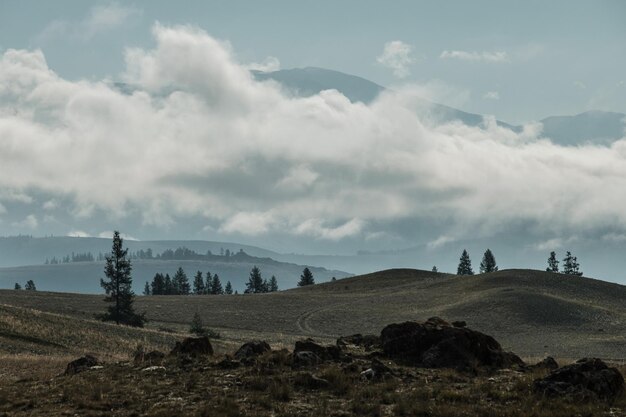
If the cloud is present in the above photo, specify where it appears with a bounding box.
[4,24,626,245]
[68,230,91,238]
[98,231,139,241]
[12,215,38,230]
[36,2,140,42]
[440,50,508,63]
[245,56,280,73]
[377,41,414,78]
[483,91,500,100]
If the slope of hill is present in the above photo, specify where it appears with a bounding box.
[2,268,624,359]
[540,110,625,145]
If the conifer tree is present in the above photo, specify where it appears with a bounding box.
[432,266,438,273]
[99,231,145,327]
[193,271,205,295]
[25,280,36,291]
[151,273,165,295]
[14,283,21,290]
[479,249,498,273]
[298,267,315,286]
[225,281,233,294]
[562,251,583,276]
[246,266,264,293]
[211,274,224,295]
[268,275,279,292]
[143,282,151,295]
[189,312,206,336]
[457,249,474,275]
[173,267,190,295]
[546,251,559,273]
[164,274,173,295]
[205,272,213,295]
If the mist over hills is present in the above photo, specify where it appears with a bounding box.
[253,67,625,145]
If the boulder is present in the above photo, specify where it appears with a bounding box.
[170,336,214,357]
[293,351,322,367]
[533,358,625,402]
[65,355,100,375]
[294,339,341,361]
[234,340,271,360]
[379,318,524,370]
[134,350,165,365]
[336,334,380,350]
[452,321,467,328]
[296,372,330,389]
[528,356,559,372]
[361,358,394,381]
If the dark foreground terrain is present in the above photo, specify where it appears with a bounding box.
[0,319,624,417]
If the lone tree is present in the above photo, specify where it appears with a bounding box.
[431,266,438,273]
[298,267,315,286]
[189,312,206,336]
[457,250,474,275]
[246,266,264,293]
[100,231,145,327]
[14,283,21,290]
[562,251,583,276]
[479,249,498,274]
[25,280,36,291]
[224,281,233,295]
[546,251,559,273]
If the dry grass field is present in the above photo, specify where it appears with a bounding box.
[0,268,623,416]
[0,268,624,360]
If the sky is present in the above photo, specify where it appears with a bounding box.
[1,1,626,275]
[1,1,625,123]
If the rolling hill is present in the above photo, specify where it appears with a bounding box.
[2,268,624,360]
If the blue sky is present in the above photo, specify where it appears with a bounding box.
[1,0,625,123]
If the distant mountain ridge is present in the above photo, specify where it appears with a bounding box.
[252,67,625,145]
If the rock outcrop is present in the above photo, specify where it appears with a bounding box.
[533,358,625,402]
[379,317,524,370]
[170,337,214,357]
[65,355,101,375]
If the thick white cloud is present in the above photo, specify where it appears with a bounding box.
[440,50,508,63]
[2,25,626,243]
[376,41,414,78]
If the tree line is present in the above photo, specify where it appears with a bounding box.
[450,248,583,276]
[144,268,236,296]
[45,246,256,265]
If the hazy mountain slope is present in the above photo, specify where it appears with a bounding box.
[539,110,625,145]
[0,236,280,268]
[2,268,624,359]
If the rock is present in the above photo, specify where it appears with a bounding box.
[65,355,100,375]
[294,339,342,361]
[336,334,380,350]
[217,357,241,369]
[380,319,524,371]
[528,357,559,372]
[452,321,467,328]
[141,366,166,372]
[134,350,165,365]
[533,358,625,402]
[234,340,271,360]
[293,351,322,367]
[170,336,214,357]
[361,358,394,381]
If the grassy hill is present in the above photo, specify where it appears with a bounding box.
[1,268,624,360]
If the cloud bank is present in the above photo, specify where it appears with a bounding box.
[2,24,626,244]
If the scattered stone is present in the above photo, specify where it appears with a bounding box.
[65,355,100,375]
[293,351,322,367]
[89,366,104,370]
[380,318,524,370]
[361,358,394,381]
[234,340,271,360]
[142,366,166,372]
[336,334,380,350]
[217,357,242,369]
[528,357,559,372]
[170,336,214,357]
[134,350,166,365]
[294,339,341,361]
[533,358,625,402]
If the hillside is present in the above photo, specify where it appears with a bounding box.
[2,268,624,360]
